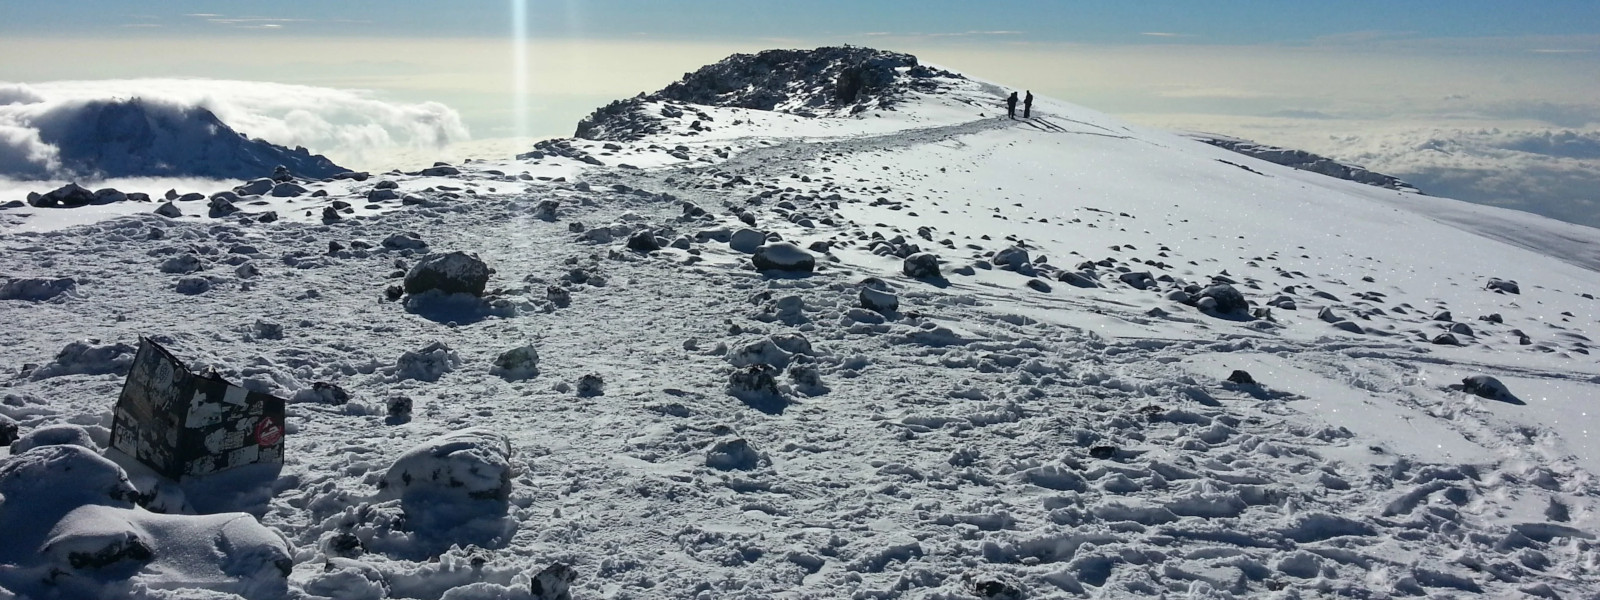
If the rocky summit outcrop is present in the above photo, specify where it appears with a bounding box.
[15,98,347,180]
[574,46,963,141]
[1191,134,1420,193]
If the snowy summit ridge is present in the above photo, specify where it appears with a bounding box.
[575,46,962,141]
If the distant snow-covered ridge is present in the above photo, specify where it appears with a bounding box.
[1187,132,1421,193]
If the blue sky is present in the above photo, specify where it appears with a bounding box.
[4,0,1599,45]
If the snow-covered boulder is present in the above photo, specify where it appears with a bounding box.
[728,364,783,403]
[393,341,460,382]
[29,339,136,380]
[752,242,815,272]
[404,251,491,297]
[0,277,76,301]
[0,445,140,527]
[728,337,795,370]
[379,429,514,504]
[175,276,213,295]
[10,424,96,454]
[903,252,940,278]
[705,438,766,470]
[159,254,203,274]
[491,344,540,380]
[729,228,767,253]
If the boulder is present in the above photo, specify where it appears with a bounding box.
[0,414,16,446]
[626,230,662,252]
[27,183,96,208]
[155,202,183,218]
[269,182,307,197]
[418,164,460,177]
[1197,284,1249,314]
[404,251,490,297]
[381,232,428,251]
[491,344,540,380]
[1486,278,1520,294]
[576,374,605,397]
[1460,375,1512,401]
[175,276,211,295]
[903,252,940,278]
[752,242,815,272]
[729,228,766,253]
[860,287,898,313]
[234,178,274,196]
[991,246,1030,269]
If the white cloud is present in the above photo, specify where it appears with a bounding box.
[0,79,470,174]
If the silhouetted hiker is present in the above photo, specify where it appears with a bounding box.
[1023,91,1034,118]
[1006,92,1018,119]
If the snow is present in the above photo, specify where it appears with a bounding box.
[3,47,1600,598]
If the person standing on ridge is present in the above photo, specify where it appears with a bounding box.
[1023,91,1034,118]
[1006,91,1018,119]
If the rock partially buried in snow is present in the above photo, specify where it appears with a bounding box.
[860,286,899,313]
[491,344,540,380]
[30,338,136,380]
[626,230,662,252]
[752,242,815,272]
[10,424,96,454]
[1486,278,1520,294]
[903,252,940,279]
[992,246,1030,269]
[0,277,76,301]
[379,428,513,504]
[404,251,491,297]
[392,341,460,382]
[1459,375,1514,401]
[705,438,766,470]
[576,373,606,397]
[1196,283,1249,315]
[0,414,18,447]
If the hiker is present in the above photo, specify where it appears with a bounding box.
[1023,91,1034,118]
[1006,91,1018,119]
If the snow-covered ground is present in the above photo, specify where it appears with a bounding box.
[2,50,1598,599]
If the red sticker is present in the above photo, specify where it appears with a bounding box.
[254,417,283,446]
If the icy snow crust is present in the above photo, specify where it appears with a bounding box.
[3,49,1600,598]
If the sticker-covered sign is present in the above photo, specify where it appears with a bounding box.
[110,338,286,480]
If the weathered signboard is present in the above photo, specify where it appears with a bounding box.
[110,338,285,479]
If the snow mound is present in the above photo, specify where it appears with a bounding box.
[379,428,514,506]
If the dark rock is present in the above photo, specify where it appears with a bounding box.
[627,230,662,252]
[531,562,577,600]
[903,252,940,278]
[1431,333,1462,346]
[752,242,815,272]
[257,211,279,223]
[404,251,490,297]
[1226,370,1256,385]
[1459,375,1512,401]
[174,276,212,295]
[1486,278,1520,294]
[1197,284,1249,314]
[576,374,605,397]
[26,183,96,208]
[0,414,19,447]
[860,286,898,313]
[155,202,182,218]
